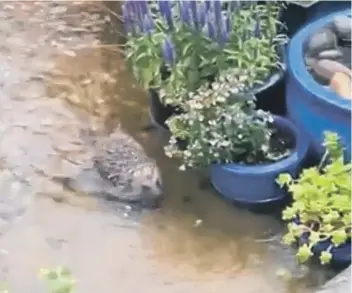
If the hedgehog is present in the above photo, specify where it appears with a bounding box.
[51,128,163,208]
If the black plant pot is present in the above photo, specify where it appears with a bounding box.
[252,69,286,116]
[279,2,309,38]
[278,1,350,38]
[148,88,182,131]
[256,1,308,39]
[251,46,288,116]
[148,88,188,150]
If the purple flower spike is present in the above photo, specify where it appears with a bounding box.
[162,36,176,66]
[138,0,149,16]
[204,1,212,12]
[122,4,131,33]
[159,1,174,30]
[142,13,154,34]
[122,1,140,34]
[128,1,143,31]
[125,1,136,17]
[206,17,216,39]
[213,0,222,29]
[198,3,206,29]
[254,18,261,38]
[230,0,241,12]
[219,15,231,45]
[179,1,191,27]
[190,1,198,29]
[225,14,231,33]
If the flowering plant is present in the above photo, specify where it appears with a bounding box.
[277,132,351,265]
[164,68,291,170]
[122,0,287,106]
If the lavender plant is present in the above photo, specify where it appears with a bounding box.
[123,0,287,106]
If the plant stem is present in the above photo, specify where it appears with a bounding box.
[318,150,329,171]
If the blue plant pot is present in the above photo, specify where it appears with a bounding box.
[308,1,350,22]
[286,9,352,162]
[293,218,351,267]
[209,115,309,205]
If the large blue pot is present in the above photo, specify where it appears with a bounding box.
[210,116,309,204]
[308,1,350,22]
[293,218,351,267]
[280,1,350,37]
[286,9,352,162]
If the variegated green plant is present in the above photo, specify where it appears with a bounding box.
[164,68,290,170]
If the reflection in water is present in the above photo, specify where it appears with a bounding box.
[0,2,337,293]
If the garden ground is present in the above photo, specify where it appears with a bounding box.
[0,2,340,293]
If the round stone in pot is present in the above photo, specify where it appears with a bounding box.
[332,15,352,43]
[318,49,343,60]
[311,59,351,83]
[305,27,338,56]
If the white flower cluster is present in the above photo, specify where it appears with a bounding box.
[164,68,274,170]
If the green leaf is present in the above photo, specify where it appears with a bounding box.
[322,224,334,233]
[322,213,333,224]
[141,68,154,88]
[289,185,305,200]
[135,52,149,64]
[296,244,313,263]
[282,232,296,245]
[332,195,351,212]
[319,251,333,265]
[282,207,296,221]
[331,230,348,246]
[301,167,320,182]
[182,42,193,56]
[276,173,292,187]
[309,231,320,246]
[200,67,215,78]
[125,50,134,60]
[330,210,341,221]
[342,213,351,225]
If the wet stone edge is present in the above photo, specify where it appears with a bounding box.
[315,266,351,293]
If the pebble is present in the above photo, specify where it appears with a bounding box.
[305,56,317,69]
[330,72,352,99]
[193,219,203,228]
[306,28,337,56]
[311,59,351,82]
[332,15,352,42]
[318,49,343,60]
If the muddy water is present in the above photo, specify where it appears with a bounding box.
[0,2,336,293]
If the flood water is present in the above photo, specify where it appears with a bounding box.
[0,2,338,293]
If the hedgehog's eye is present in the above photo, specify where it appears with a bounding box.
[156,179,162,189]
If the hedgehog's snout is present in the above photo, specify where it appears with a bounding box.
[141,167,163,199]
[133,163,163,202]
